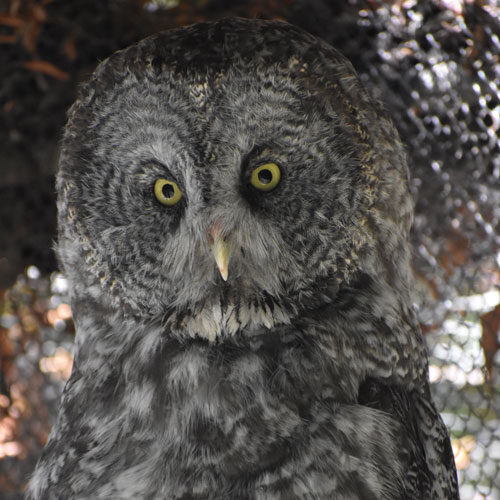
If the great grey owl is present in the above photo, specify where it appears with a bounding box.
[28,18,458,499]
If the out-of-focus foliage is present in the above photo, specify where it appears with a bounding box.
[0,0,499,498]
[0,269,73,498]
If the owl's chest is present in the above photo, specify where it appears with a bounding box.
[90,342,406,499]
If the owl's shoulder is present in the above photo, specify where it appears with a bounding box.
[358,378,459,500]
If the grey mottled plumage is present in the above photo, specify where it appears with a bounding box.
[28,18,458,499]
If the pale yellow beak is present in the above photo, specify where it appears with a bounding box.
[209,223,230,281]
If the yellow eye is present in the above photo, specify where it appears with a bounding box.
[154,179,183,206]
[250,163,281,191]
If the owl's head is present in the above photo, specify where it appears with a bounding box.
[58,18,413,341]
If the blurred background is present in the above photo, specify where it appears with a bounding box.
[0,0,499,498]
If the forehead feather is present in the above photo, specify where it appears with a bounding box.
[78,18,359,108]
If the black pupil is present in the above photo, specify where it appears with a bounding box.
[162,183,175,198]
[258,169,273,184]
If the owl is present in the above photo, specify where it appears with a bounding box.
[27,18,458,499]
